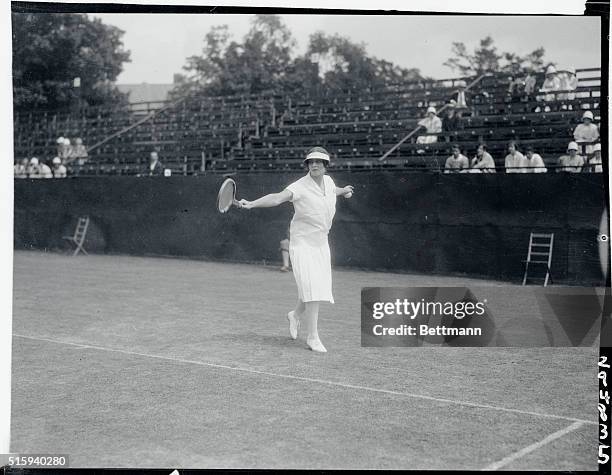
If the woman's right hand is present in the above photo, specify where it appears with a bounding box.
[238,199,253,209]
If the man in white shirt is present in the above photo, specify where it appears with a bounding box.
[470,144,496,173]
[557,141,584,173]
[573,111,599,155]
[444,145,469,173]
[504,141,527,173]
[524,147,547,173]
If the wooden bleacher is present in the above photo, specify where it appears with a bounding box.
[13,68,601,175]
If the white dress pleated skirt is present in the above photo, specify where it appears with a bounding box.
[289,240,334,303]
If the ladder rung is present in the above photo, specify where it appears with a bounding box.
[531,243,551,247]
[531,233,553,238]
[528,260,549,264]
[530,251,551,256]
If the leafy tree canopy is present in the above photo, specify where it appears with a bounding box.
[12,13,131,111]
[172,15,424,99]
[443,36,548,77]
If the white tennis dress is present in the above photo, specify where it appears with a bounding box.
[286,173,337,303]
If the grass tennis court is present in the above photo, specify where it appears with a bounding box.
[10,251,598,469]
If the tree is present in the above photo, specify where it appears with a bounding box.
[12,13,131,111]
[172,16,424,99]
[443,36,548,76]
[174,15,296,97]
[305,32,423,91]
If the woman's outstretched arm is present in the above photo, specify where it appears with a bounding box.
[335,185,354,197]
[239,189,293,209]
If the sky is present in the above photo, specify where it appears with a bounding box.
[90,13,602,84]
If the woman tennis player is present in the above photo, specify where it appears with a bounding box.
[238,147,353,353]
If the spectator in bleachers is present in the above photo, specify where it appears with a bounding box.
[573,110,599,155]
[442,100,460,139]
[56,137,65,157]
[557,141,584,173]
[28,157,53,179]
[454,80,468,110]
[524,72,537,97]
[504,141,527,173]
[589,143,602,173]
[51,157,67,178]
[14,158,29,178]
[70,137,89,166]
[523,146,547,173]
[58,137,73,162]
[470,144,496,173]
[536,65,562,111]
[444,145,469,173]
[416,106,442,150]
[146,151,164,176]
[557,67,578,108]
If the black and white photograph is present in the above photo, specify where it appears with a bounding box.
[2,0,611,471]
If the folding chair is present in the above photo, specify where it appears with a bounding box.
[522,232,554,286]
[62,216,90,256]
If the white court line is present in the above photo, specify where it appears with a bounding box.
[13,333,596,426]
[482,421,586,470]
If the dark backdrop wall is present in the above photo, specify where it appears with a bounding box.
[14,172,608,285]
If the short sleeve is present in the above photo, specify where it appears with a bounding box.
[286,181,301,202]
[324,174,336,189]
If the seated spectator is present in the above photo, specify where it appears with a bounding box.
[58,138,73,162]
[504,141,527,173]
[442,101,461,139]
[416,106,442,148]
[147,151,164,176]
[557,141,584,173]
[536,65,561,111]
[56,137,65,157]
[573,110,599,155]
[14,158,29,178]
[523,146,547,173]
[70,137,89,166]
[589,143,602,173]
[51,157,67,178]
[524,72,537,97]
[28,157,53,179]
[444,145,469,173]
[557,67,578,106]
[470,144,496,173]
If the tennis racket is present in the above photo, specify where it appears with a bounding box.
[217,178,241,213]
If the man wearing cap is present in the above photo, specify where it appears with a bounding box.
[471,144,496,173]
[589,143,602,173]
[444,145,469,173]
[573,111,599,155]
[524,147,547,173]
[52,157,67,178]
[416,106,442,147]
[238,147,353,353]
[557,142,584,173]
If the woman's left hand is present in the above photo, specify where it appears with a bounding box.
[343,185,354,198]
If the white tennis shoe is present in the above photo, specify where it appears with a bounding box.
[306,337,327,353]
[287,311,299,340]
